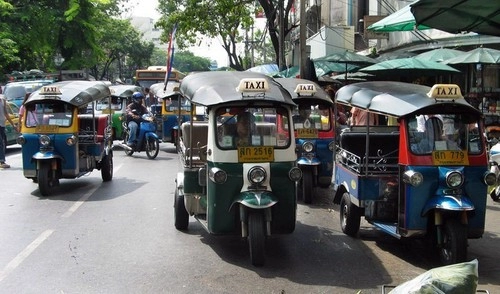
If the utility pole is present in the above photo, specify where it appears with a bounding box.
[278,0,285,70]
[299,0,307,79]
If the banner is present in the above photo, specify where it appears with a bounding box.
[164,24,178,90]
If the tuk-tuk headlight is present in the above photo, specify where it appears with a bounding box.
[66,135,77,146]
[17,136,26,145]
[484,172,496,186]
[328,141,335,151]
[289,167,302,182]
[39,135,51,147]
[248,166,266,185]
[302,141,314,153]
[209,167,227,184]
[446,171,464,188]
[403,170,423,187]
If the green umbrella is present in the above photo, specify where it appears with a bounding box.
[367,1,432,32]
[359,57,460,76]
[415,48,465,63]
[411,0,500,36]
[273,62,359,79]
[443,47,500,64]
[315,50,377,81]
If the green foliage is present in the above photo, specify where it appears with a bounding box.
[173,51,212,73]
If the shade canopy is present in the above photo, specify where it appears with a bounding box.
[315,50,378,65]
[246,64,279,74]
[109,85,142,98]
[359,57,460,76]
[367,1,432,32]
[415,48,465,63]
[443,47,500,65]
[411,0,500,36]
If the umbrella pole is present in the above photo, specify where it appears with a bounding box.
[345,63,347,83]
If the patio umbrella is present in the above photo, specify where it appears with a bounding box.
[359,57,460,77]
[410,0,500,36]
[273,62,359,79]
[331,72,375,82]
[376,51,417,62]
[315,50,378,81]
[367,1,432,32]
[415,48,465,63]
[246,64,279,74]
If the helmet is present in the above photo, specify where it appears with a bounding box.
[132,91,144,101]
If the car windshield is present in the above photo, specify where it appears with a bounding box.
[4,80,53,101]
[216,106,291,149]
[24,102,73,128]
[407,113,482,155]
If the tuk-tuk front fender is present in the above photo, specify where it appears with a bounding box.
[32,151,63,161]
[232,191,278,210]
[422,195,475,216]
[297,156,321,166]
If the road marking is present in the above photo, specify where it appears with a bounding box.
[0,229,54,283]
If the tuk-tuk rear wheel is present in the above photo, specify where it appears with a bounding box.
[174,188,189,230]
[340,192,361,237]
[301,170,313,204]
[439,218,467,265]
[248,211,265,266]
[101,151,113,182]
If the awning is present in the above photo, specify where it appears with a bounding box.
[367,1,432,32]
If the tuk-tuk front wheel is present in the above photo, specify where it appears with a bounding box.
[38,161,57,197]
[101,151,113,182]
[301,169,313,204]
[490,187,500,202]
[248,211,265,266]
[340,192,361,237]
[439,218,467,265]
[174,188,189,230]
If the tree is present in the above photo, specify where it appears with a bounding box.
[172,51,212,73]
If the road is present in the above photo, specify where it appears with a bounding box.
[1,144,499,293]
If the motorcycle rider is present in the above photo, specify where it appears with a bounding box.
[125,92,149,147]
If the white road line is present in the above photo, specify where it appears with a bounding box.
[0,229,54,283]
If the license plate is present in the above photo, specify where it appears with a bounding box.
[35,125,59,133]
[297,128,318,138]
[432,150,469,165]
[238,146,274,163]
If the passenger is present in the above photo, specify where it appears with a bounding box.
[350,107,378,126]
[235,112,255,147]
[125,92,149,147]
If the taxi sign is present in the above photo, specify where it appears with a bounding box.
[236,78,269,93]
[294,84,317,96]
[432,150,469,165]
[40,86,62,95]
[238,146,274,163]
[427,84,463,99]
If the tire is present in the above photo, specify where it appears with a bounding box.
[124,132,134,156]
[439,218,467,265]
[248,211,266,266]
[174,188,189,230]
[302,169,313,204]
[146,136,160,159]
[38,161,52,197]
[340,192,361,237]
[101,150,113,182]
[491,187,500,202]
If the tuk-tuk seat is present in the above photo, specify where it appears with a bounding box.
[78,114,108,143]
[339,131,399,173]
[180,121,209,164]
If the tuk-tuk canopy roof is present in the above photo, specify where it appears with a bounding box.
[109,85,141,98]
[335,81,480,118]
[179,71,295,107]
[149,81,181,99]
[26,80,111,108]
[275,78,333,105]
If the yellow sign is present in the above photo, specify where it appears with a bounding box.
[297,128,318,138]
[427,84,463,99]
[432,150,469,165]
[238,146,274,163]
[35,125,59,133]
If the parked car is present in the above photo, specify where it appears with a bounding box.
[3,80,54,107]
[3,101,20,152]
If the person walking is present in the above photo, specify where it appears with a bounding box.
[0,94,19,168]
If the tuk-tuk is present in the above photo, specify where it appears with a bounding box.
[333,82,494,265]
[94,84,141,140]
[277,78,335,204]
[174,71,302,266]
[17,81,114,196]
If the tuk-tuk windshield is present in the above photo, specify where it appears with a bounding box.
[25,102,73,128]
[291,103,332,131]
[164,95,190,113]
[408,113,482,155]
[95,97,124,111]
[216,106,291,149]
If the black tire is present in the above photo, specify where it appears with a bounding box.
[248,211,266,266]
[174,188,189,230]
[124,132,134,156]
[302,169,313,204]
[340,192,361,237]
[439,218,467,265]
[101,150,113,182]
[490,187,500,202]
[38,161,52,197]
[146,137,160,159]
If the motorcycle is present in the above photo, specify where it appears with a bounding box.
[122,113,160,159]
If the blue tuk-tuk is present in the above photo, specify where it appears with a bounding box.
[332,82,494,265]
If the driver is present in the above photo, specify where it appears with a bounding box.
[125,91,149,147]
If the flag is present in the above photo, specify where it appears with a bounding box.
[164,24,178,90]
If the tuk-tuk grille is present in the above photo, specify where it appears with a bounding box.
[337,147,399,175]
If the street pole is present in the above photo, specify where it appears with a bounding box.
[299,0,307,79]
[278,0,285,70]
